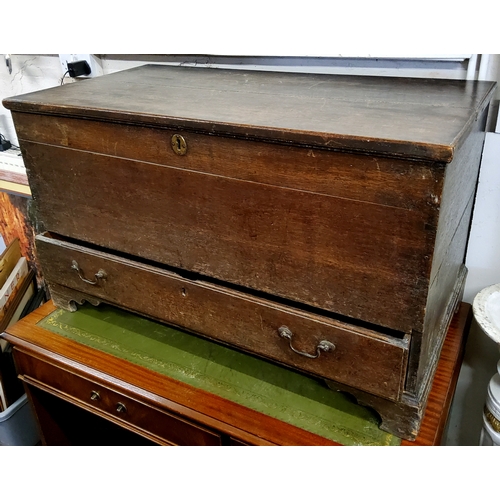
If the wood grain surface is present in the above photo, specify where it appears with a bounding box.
[12,112,443,212]
[3,65,496,161]
[16,350,224,446]
[35,233,410,401]
[22,141,436,333]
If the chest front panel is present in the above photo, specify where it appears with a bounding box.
[16,113,442,334]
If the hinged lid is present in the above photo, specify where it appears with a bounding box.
[3,64,497,162]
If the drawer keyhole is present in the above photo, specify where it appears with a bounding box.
[116,402,127,414]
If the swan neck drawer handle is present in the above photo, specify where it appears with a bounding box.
[71,260,107,285]
[278,326,335,359]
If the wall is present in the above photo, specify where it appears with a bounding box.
[0,56,64,145]
[1,54,499,445]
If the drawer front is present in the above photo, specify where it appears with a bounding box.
[14,349,222,446]
[36,234,410,401]
[21,136,438,333]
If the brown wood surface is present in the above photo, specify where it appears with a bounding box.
[428,109,488,287]
[13,112,442,212]
[35,233,409,401]
[415,196,473,393]
[330,294,470,443]
[413,110,489,395]
[16,350,223,446]
[23,140,436,334]
[3,65,497,161]
[2,301,470,445]
[23,385,160,446]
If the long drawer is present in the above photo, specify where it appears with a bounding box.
[14,349,222,446]
[35,233,410,401]
[16,113,442,334]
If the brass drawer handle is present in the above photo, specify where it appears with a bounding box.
[71,260,107,285]
[116,402,127,414]
[90,390,101,401]
[278,326,335,359]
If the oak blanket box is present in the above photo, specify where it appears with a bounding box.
[3,65,496,439]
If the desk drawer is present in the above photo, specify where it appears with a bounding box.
[14,350,222,446]
[36,233,410,401]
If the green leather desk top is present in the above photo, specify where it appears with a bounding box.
[39,303,400,446]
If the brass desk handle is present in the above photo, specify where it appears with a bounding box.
[278,326,335,359]
[90,390,101,401]
[71,260,107,285]
[116,402,127,414]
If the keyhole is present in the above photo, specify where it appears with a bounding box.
[171,134,187,155]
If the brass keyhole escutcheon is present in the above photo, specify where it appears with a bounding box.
[171,134,187,155]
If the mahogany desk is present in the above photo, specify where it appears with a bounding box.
[1,301,471,446]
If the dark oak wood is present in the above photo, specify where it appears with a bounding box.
[22,140,434,334]
[12,112,441,212]
[35,233,409,401]
[2,66,495,438]
[3,65,496,161]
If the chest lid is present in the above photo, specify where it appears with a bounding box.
[3,64,496,162]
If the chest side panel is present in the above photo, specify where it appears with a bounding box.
[409,107,490,395]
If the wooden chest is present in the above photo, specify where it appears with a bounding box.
[3,65,496,439]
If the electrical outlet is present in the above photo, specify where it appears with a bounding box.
[59,54,103,78]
